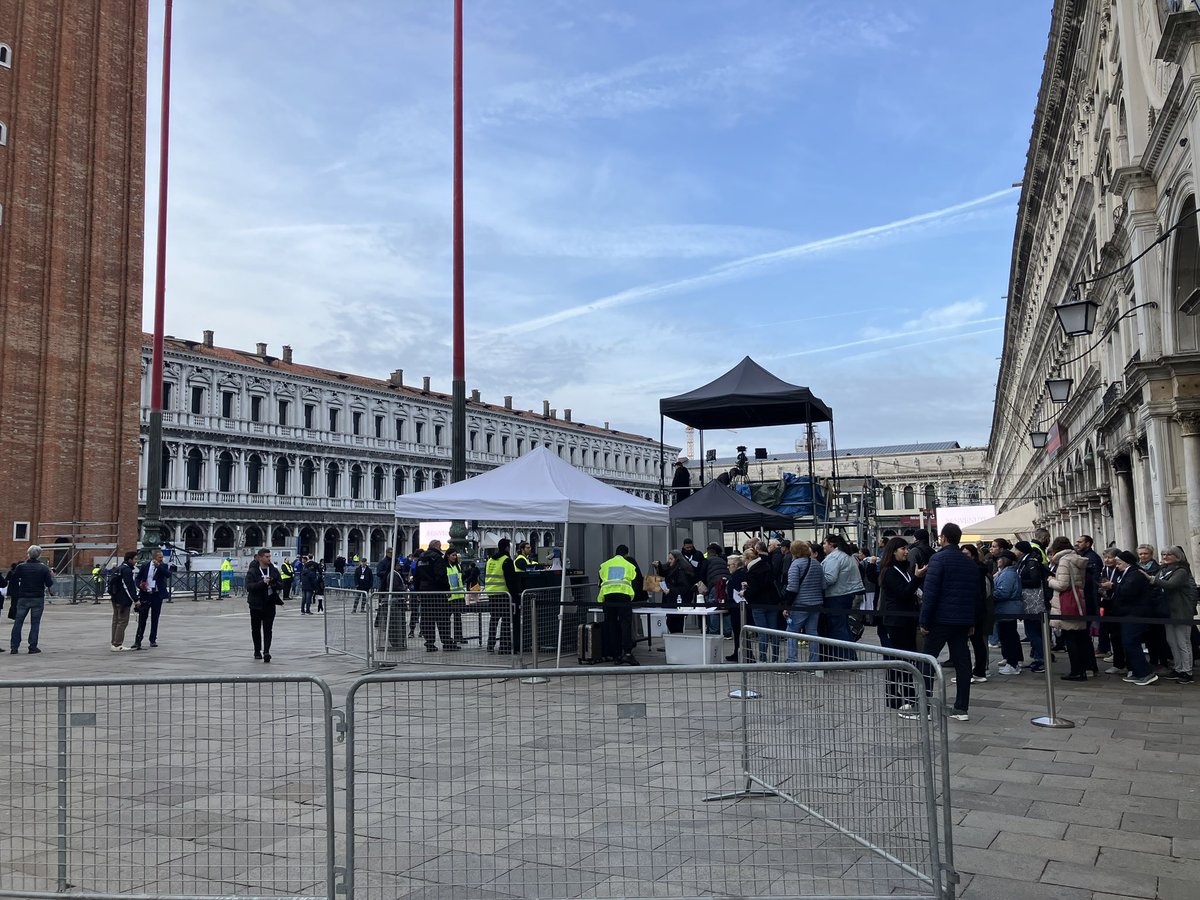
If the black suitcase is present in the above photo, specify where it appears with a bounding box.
[577,623,603,664]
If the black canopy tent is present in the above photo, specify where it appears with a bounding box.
[658,357,838,507]
[669,479,793,532]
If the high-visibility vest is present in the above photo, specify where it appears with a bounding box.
[91,566,101,581]
[484,555,509,596]
[447,565,465,602]
[597,555,635,601]
[515,554,533,569]
[280,561,293,580]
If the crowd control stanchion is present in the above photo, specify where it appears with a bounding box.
[1032,609,1074,729]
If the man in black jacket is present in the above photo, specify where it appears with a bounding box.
[353,559,373,612]
[1014,541,1047,672]
[133,549,171,650]
[9,545,54,654]
[1075,534,1105,650]
[908,530,935,587]
[912,523,977,721]
[109,550,139,652]
[413,540,454,651]
[245,548,283,662]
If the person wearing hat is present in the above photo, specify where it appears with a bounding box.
[1156,546,1197,684]
[1111,549,1158,685]
[671,456,692,503]
[992,550,1024,675]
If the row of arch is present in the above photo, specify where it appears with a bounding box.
[879,482,984,511]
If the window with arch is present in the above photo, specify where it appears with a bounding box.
[923,484,936,510]
[414,470,426,492]
[501,434,510,455]
[394,468,406,496]
[882,485,894,510]
[373,466,385,501]
[433,471,445,488]
[216,451,234,492]
[965,483,981,504]
[275,457,291,495]
[946,483,959,505]
[902,485,915,508]
[1173,196,1200,352]
[301,459,316,496]
[0,121,7,146]
[160,444,172,489]
[326,461,340,497]
[0,43,12,68]
[186,448,204,491]
[350,464,364,499]
[247,454,263,494]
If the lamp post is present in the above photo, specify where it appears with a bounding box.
[142,0,173,560]
[448,0,468,554]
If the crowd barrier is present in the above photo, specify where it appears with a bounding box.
[515,583,599,675]
[323,587,372,663]
[0,675,336,900]
[344,664,957,899]
[368,590,513,668]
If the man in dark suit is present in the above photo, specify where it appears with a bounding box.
[353,558,373,612]
[133,548,171,650]
[245,548,283,662]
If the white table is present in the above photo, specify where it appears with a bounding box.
[630,605,723,661]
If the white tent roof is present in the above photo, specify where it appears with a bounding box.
[393,447,669,526]
[960,501,1039,541]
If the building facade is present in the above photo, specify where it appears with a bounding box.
[989,1,1200,563]
[139,333,675,562]
[0,1,147,565]
[690,441,990,533]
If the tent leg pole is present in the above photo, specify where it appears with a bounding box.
[699,431,705,486]
[556,526,569,668]
[659,416,666,504]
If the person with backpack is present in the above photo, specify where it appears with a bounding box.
[1157,546,1197,684]
[108,550,139,652]
[1013,541,1047,673]
[300,561,321,615]
[783,541,825,669]
[698,544,730,638]
[1046,537,1094,681]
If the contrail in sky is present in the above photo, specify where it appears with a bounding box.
[498,186,1018,336]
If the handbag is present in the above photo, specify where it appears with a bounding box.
[1059,563,1083,618]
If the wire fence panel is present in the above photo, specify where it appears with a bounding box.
[345,664,954,900]
[370,591,511,668]
[324,588,372,663]
[0,676,337,900]
[740,625,958,897]
[516,583,598,672]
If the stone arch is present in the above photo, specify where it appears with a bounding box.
[183,524,205,552]
[244,525,264,548]
[247,453,264,494]
[903,485,915,508]
[214,525,235,550]
[1170,195,1200,353]
[186,447,204,490]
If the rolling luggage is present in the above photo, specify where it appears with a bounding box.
[577,623,603,664]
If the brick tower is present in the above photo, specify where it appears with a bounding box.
[0,1,148,567]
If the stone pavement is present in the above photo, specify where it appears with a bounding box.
[0,597,1195,898]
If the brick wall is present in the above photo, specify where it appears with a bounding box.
[0,0,148,567]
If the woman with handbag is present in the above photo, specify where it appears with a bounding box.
[653,552,694,635]
[1047,539,1094,681]
[1157,546,1197,684]
[782,541,824,668]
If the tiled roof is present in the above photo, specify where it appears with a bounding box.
[147,334,672,447]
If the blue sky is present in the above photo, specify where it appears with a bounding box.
[146,0,1051,455]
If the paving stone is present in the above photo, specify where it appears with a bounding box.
[1026,801,1122,829]
[959,873,1091,900]
[953,845,1049,882]
[959,811,1067,839]
[991,831,1099,865]
[1063,824,1172,855]
[1008,756,1097,777]
[1097,846,1200,880]
[1120,813,1199,838]
[1039,860,1156,898]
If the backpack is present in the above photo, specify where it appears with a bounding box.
[712,575,728,604]
[106,571,123,599]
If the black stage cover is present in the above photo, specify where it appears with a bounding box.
[668,480,793,531]
[659,356,833,430]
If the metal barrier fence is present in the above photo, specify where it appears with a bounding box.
[344,663,956,900]
[324,588,372,663]
[516,583,598,674]
[0,675,337,900]
[370,590,512,668]
[740,625,958,898]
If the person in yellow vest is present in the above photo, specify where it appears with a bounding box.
[91,565,104,602]
[598,544,638,665]
[279,556,294,601]
[219,557,233,598]
[445,548,466,647]
[484,538,518,653]
[515,543,540,571]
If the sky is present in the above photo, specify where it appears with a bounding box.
[144,0,1052,457]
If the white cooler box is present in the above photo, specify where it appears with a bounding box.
[663,633,723,665]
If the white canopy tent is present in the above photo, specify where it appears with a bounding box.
[393,448,670,665]
[959,502,1039,542]
[392,446,669,526]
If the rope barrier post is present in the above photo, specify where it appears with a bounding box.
[1032,609,1074,729]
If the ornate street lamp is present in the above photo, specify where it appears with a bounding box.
[1046,377,1073,403]
[1053,290,1100,337]
[1030,431,1049,450]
